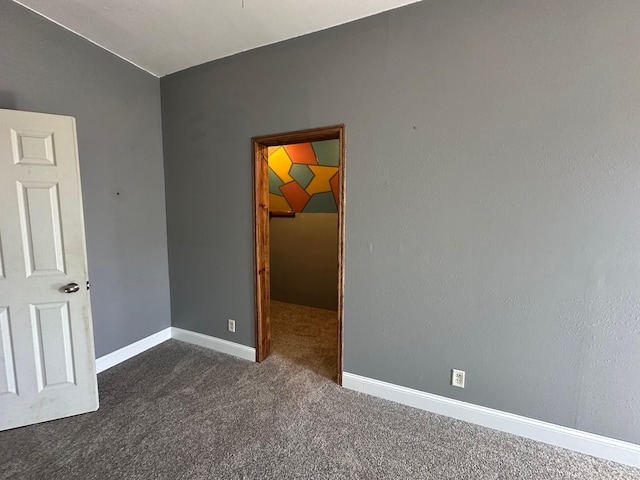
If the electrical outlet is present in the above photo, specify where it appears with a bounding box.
[227,319,236,333]
[451,369,465,388]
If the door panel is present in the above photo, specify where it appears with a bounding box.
[17,182,66,277]
[11,130,56,166]
[0,307,17,396]
[0,234,5,279]
[0,108,98,431]
[30,302,75,391]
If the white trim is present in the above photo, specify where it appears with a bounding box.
[342,372,640,468]
[171,327,256,361]
[95,328,171,373]
[11,1,159,77]
[95,328,256,373]
[95,331,638,467]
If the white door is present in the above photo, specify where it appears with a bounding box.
[0,109,98,430]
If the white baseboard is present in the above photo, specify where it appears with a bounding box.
[96,327,255,373]
[96,328,172,373]
[343,372,640,468]
[171,327,256,361]
[96,331,637,468]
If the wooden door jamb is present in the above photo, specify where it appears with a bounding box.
[252,124,346,385]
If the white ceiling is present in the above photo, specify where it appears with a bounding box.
[13,0,422,77]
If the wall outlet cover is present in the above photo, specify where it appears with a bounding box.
[452,369,465,388]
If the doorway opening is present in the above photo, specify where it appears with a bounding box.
[253,125,345,384]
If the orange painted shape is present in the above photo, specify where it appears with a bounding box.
[280,181,311,212]
[330,171,339,207]
[284,143,317,165]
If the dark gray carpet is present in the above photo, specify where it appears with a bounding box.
[271,300,338,382]
[1,340,638,479]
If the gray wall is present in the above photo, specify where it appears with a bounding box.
[0,2,171,357]
[270,214,338,311]
[161,0,640,444]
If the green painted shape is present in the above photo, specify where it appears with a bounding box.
[268,167,284,195]
[303,192,337,213]
[289,164,314,189]
[312,139,339,166]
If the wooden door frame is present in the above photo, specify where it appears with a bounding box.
[252,124,346,385]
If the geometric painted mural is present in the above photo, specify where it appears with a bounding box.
[268,139,339,213]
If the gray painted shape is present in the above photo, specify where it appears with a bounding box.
[268,167,284,194]
[161,0,640,443]
[304,192,337,214]
[1,2,171,357]
[270,214,338,311]
[312,140,339,166]
[289,164,314,190]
